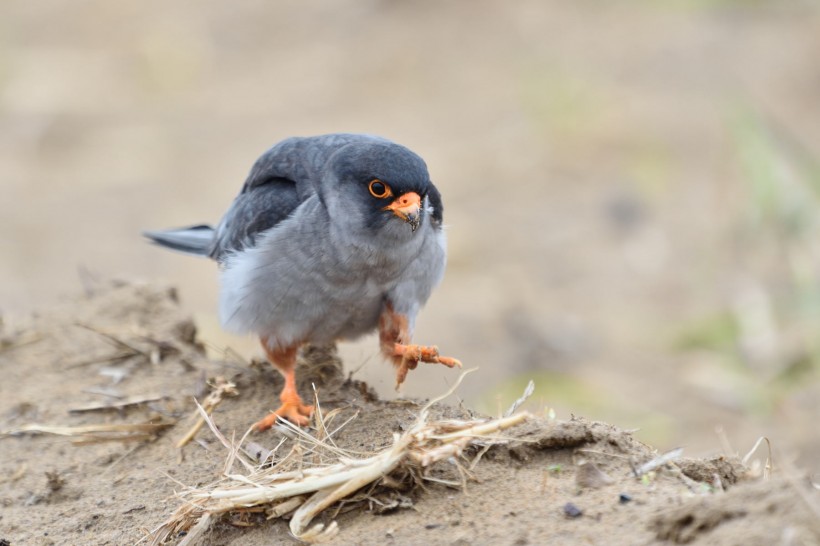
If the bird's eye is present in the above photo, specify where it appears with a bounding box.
[368,179,392,198]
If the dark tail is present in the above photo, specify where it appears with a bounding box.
[142,224,215,257]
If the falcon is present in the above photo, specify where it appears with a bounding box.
[145,134,460,430]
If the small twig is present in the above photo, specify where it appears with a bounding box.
[176,377,238,448]
[347,350,377,378]
[742,436,773,479]
[666,464,709,494]
[1,418,175,443]
[193,399,256,473]
[633,447,684,478]
[64,351,138,369]
[504,380,535,417]
[469,444,493,471]
[75,323,149,358]
[70,393,166,414]
[419,368,478,417]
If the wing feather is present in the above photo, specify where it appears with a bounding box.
[209,134,377,261]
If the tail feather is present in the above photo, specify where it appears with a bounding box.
[143,224,215,257]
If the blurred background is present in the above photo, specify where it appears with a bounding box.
[2,0,819,470]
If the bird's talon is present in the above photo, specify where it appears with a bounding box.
[437,356,462,369]
[254,402,314,431]
[392,342,461,387]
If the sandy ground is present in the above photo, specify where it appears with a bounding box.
[1,283,818,545]
[2,1,820,472]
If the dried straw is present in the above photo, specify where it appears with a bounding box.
[147,370,531,544]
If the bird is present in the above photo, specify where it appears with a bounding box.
[144,133,461,431]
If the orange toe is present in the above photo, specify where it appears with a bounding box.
[394,359,419,388]
[393,344,461,388]
[254,401,314,431]
[437,356,462,368]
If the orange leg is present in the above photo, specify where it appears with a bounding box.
[254,339,314,431]
[379,302,462,388]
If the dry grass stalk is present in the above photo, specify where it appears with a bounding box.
[742,436,773,479]
[504,379,534,417]
[633,447,684,478]
[69,393,167,414]
[148,371,531,545]
[73,323,150,362]
[0,417,175,444]
[176,377,238,448]
[68,322,198,370]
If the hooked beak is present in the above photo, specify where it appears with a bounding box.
[383,191,422,232]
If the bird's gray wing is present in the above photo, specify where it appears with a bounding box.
[208,177,300,262]
[208,135,373,262]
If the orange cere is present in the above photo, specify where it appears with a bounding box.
[383,191,421,220]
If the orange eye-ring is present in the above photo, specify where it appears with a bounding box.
[368,179,392,198]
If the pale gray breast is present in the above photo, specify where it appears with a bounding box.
[217,197,446,347]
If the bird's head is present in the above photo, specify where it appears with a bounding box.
[322,140,443,238]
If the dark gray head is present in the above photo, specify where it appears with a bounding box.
[321,140,443,237]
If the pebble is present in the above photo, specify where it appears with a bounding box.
[563,502,583,518]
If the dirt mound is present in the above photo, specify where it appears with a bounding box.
[1,283,817,545]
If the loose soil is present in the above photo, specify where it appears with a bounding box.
[1,283,817,545]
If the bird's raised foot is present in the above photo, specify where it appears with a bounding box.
[254,400,314,431]
[393,343,462,388]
